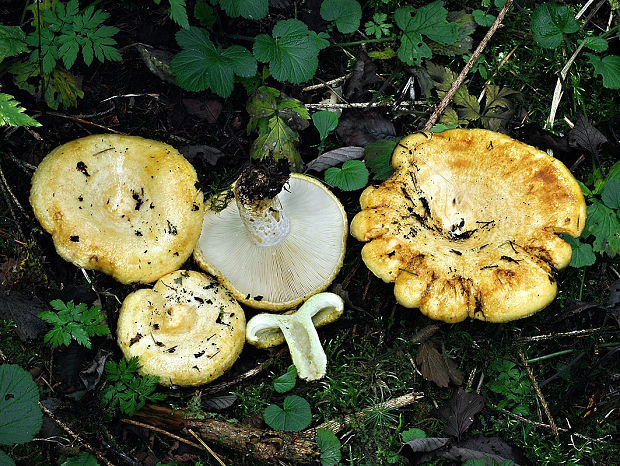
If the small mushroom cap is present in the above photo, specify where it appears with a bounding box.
[117,270,245,387]
[194,174,348,311]
[30,134,205,284]
[351,129,587,323]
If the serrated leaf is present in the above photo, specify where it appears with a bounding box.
[253,19,322,84]
[168,0,189,29]
[217,0,268,19]
[0,364,42,445]
[0,26,28,61]
[562,235,596,268]
[45,68,84,110]
[324,160,369,191]
[587,54,620,89]
[453,88,480,121]
[320,0,362,34]
[317,428,341,466]
[306,146,365,172]
[0,94,41,127]
[273,365,297,393]
[583,199,620,257]
[364,139,396,181]
[312,110,339,142]
[584,36,608,52]
[59,40,79,70]
[250,115,303,169]
[472,10,495,27]
[263,395,312,431]
[531,3,580,49]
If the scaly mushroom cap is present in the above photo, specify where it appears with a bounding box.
[194,174,348,311]
[350,129,587,323]
[30,134,205,284]
[117,270,245,386]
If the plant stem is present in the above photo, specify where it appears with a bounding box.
[333,36,395,47]
[579,267,586,301]
[526,349,575,363]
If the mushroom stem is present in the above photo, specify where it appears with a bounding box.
[234,187,290,247]
[245,293,344,380]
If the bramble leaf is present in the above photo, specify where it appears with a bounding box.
[0,94,41,127]
[531,3,579,49]
[324,160,369,191]
[263,395,312,431]
[584,36,608,52]
[320,0,362,34]
[168,0,190,29]
[216,0,268,20]
[587,54,620,89]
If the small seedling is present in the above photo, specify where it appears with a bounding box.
[38,300,110,349]
[101,357,166,416]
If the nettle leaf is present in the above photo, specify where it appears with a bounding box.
[168,0,190,29]
[583,199,620,257]
[395,2,459,66]
[324,160,369,191]
[531,3,579,49]
[273,365,297,393]
[562,235,596,268]
[0,364,42,445]
[320,0,362,34]
[0,25,28,61]
[217,0,268,20]
[0,94,41,127]
[587,54,620,90]
[317,428,341,466]
[171,27,256,97]
[472,10,495,27]
[254,19,327,84]
[312,110,339,142]
[263,395,312,431]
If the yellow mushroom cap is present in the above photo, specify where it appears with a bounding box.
[350,129,587,323]
[116,270,245,386]
[29,134,205,284]
[194,174,348,311]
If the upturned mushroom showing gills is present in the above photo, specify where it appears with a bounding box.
[194,158,348,311]
[29,134,205,284]
[246,292,344,380]
[117,270,245,386]
[350,129,587,323]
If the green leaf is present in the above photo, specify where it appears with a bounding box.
[0,364,42,445]
[316,428,341,466]
[168,0,190,29]
[364,139,396,181]
[583,199,620,257]
[312,110,339,142]
[250,115,303,169]
[472,10,495,27]
[273,365,297,393]
[587,54,620,89]
[217,0,268,20]
[562,235,597,268]
[0,26,28,62]
[253,19,323,84]
[584,36,608,52]
[320,0,362,34]
[0,450,15,466]
[324,160,369,191]
[60,452,99,466]
[0,93,40,127]
[263,395,312,431]
[402,427,426,442]
[602,179,620,210]
[531,3,579,49]
[171,27,256,97]
[195,1,216,28]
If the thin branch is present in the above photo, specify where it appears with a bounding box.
[302,74,352,92]
[45,111,124,134]
[120,418,203,450]
[423,0,514,131]
[518,327,605,342]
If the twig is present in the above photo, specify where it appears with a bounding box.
[517,349,559,441]
[304,101,420,110]
[0,164,25,239]
[188,429,227,466]
[39,402,114,466]
[45,111,124,134]
[423,0,514,131]
[302,73,352,92]
[120,418,203,450]
[518,327,604,342]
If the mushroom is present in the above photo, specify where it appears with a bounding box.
[29,134,205,284]
[116,270,245,386]
[245,292,344,380]
[350,129,587,323]
[194,158,347,311]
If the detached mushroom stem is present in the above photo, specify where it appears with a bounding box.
[246,292,344,381]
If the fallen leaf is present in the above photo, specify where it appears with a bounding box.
[336,111,396,146]
[416,340,463,388]
[180,145,226,166]
[444,436,531,465]
[345,50,381,101]
[306,146,364,172]
[79,350,111,391]
[568,114,608,155]
[437,388,484,438]
[202,394,238,410]
[0,285,48,341]
[182,98,222,123]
